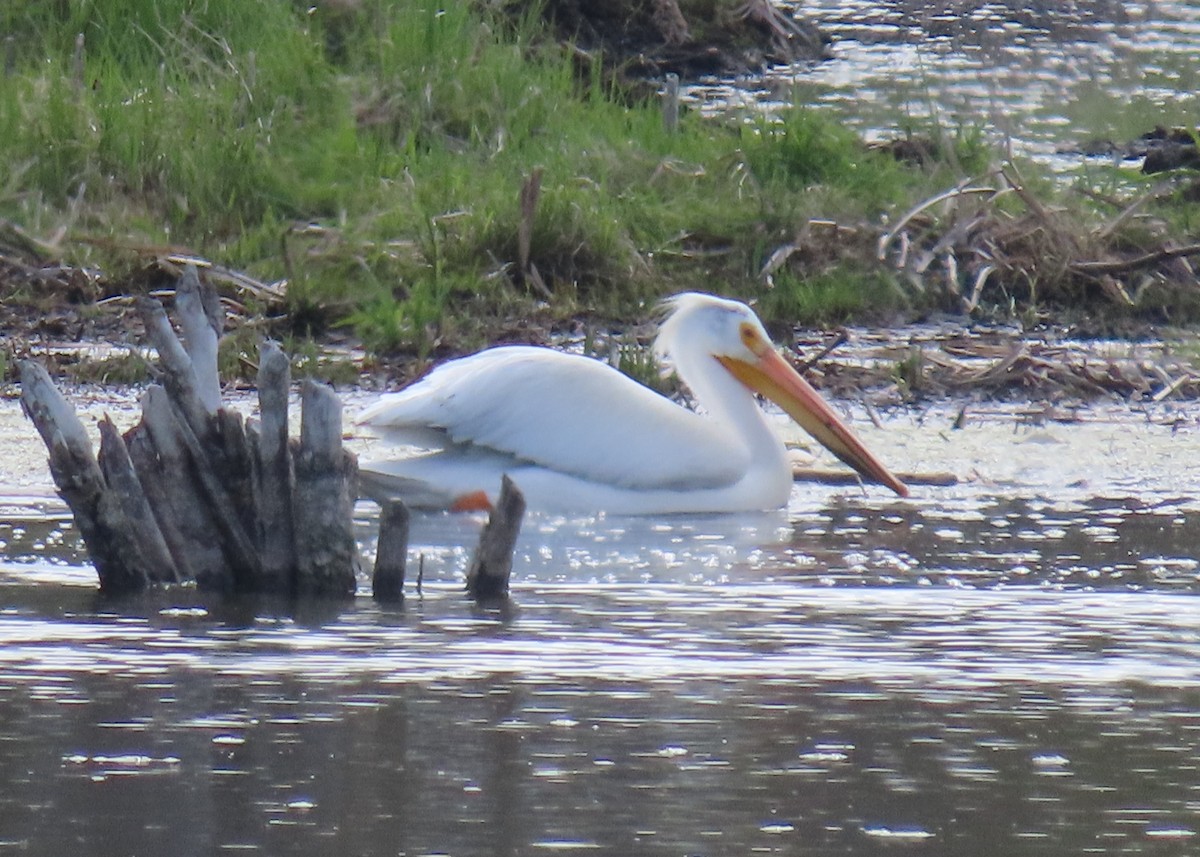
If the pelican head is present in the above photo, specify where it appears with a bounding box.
[657,293,909,497]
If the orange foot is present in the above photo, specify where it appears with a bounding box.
[450,490,493,512]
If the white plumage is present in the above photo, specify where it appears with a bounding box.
[356,293,907,514]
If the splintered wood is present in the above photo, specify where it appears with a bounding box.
[20,266,361,596]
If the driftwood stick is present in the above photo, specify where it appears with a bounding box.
[174,264,222,414]
[96,416,179,584]
[466,475,525,600]
[1069,242,1200,276]
[255,341,295,591]
[794,330,848,373]
[793,467,959,487]
[877,181,998,261]
[293,380,360,596]
[372,500,410,603]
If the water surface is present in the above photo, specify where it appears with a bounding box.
[1,390,1199,855]
[697,0,1200,164]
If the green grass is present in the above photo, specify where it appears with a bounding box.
[760,268,901,328]
[3,0,1191,360]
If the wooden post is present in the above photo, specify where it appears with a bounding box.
[662,72,680,134]
[465,475,525,600]
[372,500,410,603]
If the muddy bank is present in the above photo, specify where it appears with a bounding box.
[532,0,829,79]
[4,306,1199,411]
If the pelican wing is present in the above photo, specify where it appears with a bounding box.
[357,346,749,491]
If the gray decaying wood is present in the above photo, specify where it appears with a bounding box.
[292,379,361,596]
[137,296,211,436]
[174,264,222,414]
[20,361,149,593]
[466,475,526,600]
[96,416,179,584]
[20,271,363,598]
[167,402,263,591]
[372,500,410,603]
[254,341,295,592]
[125,411,222,587]
[138,385,234,590]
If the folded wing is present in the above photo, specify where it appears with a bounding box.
[356,346,749,491]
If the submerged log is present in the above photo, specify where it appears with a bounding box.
[793,467,959,488]
[466,476,526,600]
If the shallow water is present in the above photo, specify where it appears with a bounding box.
[695,0,1200,165]
[1,387,1199,855]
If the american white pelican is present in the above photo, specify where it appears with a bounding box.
[356,293,908,514]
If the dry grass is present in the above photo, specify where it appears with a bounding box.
[876,165,1200,319]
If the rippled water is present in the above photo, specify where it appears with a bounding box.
[1,387,1199,855]
[695,0,1200,164]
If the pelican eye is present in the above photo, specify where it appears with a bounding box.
[738,321,760,350]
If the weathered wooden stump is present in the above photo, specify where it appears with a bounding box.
[20,265,534,603]
[372,500,411,603]
[19,265,361,597]
[465,475,526,600]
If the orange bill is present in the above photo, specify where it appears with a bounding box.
[718,348,909,497]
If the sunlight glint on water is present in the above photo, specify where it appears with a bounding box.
[3,392,1200,853]
[691,0,1200,166]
